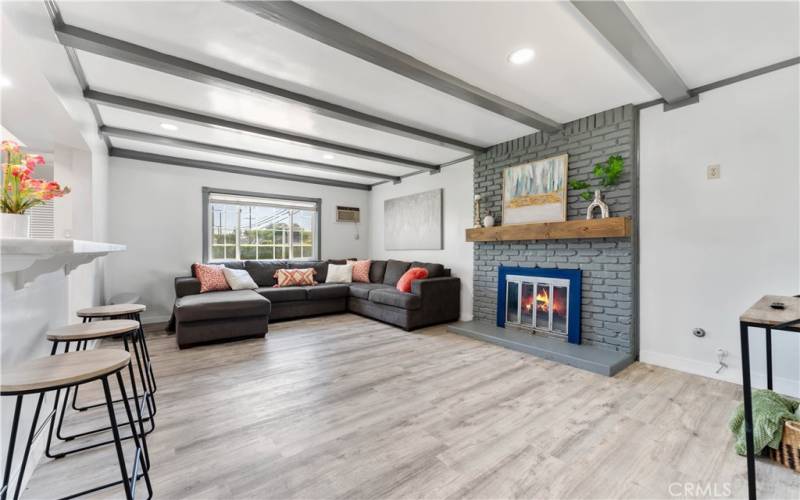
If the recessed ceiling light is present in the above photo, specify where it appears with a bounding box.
[507,48,535,65]
[160,123,179,131]
[323,153,335,160]
[0,76,12,88]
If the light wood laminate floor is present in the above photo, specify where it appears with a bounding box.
[24,314,799,499]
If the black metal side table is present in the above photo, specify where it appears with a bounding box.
[738,295,800,500]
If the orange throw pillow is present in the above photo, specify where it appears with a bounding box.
[273,268,316,287]
[347,259,371,283]
[396,267,428,293]
[194,263,231,293]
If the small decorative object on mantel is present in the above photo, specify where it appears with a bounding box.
[585,190,609,220]
[483,214,495,228]
[1,140,70,238]
[569,154,624,220]
[473,194,482,228]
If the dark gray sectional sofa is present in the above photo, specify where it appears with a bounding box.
[171,259,460,348]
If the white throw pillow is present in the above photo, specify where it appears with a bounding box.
[222,267,258,290]
[325,263,353,284]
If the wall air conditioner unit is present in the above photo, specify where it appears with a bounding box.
[336,206,360,223]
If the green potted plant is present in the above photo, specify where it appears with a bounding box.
[2,140,70,237]
[568,154,625,219]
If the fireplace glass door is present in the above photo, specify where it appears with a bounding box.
[506,281,519,324]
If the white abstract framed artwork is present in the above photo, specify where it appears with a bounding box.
[502,154,568,225]
[384,189,443,250]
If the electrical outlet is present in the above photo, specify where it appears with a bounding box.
[707,164,721,180]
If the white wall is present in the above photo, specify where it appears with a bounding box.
[368,159,474,321]
[105,158,369,322]
[639,66,800,397]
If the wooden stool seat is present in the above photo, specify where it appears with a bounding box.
[1,350,130,395]
[47,320,140,342]
[77,304,146,318]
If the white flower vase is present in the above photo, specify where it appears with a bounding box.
[1,213,30,238]
[483,215,495,228]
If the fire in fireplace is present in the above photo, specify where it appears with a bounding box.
[497,266,582,344]
[506,275,570,336]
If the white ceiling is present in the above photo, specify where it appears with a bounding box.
[13,0,796,188]
[1,19,87,152]
[302,1,661,123]
[626,1,800,88]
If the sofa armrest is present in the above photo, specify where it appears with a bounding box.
[411,276,460,297]
[175,276,201,298]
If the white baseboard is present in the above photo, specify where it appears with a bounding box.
[640,350,799,398]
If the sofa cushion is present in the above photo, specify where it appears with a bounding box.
[306,283,349,300]
[245,261,287,287]
[255,286,307,303]
[175,290,269,322]
[289,261,329,282]
[348,282,391,299]
[369,260,387,283]
[194,263,231,293]
[191,260,243,276]
[410,262,446,279]
[347,259,371,283]
[368,288,421,310]
[396,267,429,293]
[274,268,316,287]
[222,267,258,290]
[382,260,410,286]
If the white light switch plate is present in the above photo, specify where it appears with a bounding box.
[707,164,721,180]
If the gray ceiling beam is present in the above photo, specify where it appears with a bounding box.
[227,1,562,133]
[85,89,439,171]
[101,126,402,183]
[570,1,692,105]
[53,22,481,154]
[110,148,372,191]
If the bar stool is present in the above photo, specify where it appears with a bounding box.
[74,304,157,408]
[1,350,153,500]
[45,320,155,461]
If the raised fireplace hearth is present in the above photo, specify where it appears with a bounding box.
[497,266,582,344]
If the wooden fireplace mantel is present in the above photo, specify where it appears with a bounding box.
[465,217,631,242]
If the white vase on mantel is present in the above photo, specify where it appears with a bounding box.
[1,213,30,238]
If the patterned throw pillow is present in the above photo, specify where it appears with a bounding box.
[347,259,371,283]
[396,267,429,293]
[194,263,231,293]
[273,268,316,287]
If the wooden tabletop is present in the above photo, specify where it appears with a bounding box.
[740,295,800,327]
[1,350,130,395]
[76,303,146,317]
[47,319,140,341]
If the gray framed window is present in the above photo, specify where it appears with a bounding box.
[202,187,321,262]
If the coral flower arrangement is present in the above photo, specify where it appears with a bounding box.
[2,140,70,214]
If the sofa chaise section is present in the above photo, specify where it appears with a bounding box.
[174,289,270,348]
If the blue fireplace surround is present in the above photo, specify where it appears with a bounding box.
[496,265,582,345]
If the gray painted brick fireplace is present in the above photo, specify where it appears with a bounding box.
[472,105,635,353]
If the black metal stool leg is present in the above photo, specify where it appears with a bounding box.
[740,322,757,500]
[116,371,153,499]
[765,327,772,390]
[70,340,88,411]
[134,313,157,394]
[101,376,134,500]
[2,396,23,500]
[127,334,157,420]
[12,393,45,500]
